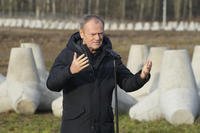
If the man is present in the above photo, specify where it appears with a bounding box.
[46,15,152,133]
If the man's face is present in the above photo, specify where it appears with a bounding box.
[80,19,104,53]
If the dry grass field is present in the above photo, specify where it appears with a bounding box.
[0,28,200,132]
[0,27,200,75]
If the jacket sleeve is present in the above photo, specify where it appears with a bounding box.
[116,58,150,92]
[46,48,73,92]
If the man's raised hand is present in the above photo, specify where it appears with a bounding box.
[70,52,89,74]
[140,60,152,79]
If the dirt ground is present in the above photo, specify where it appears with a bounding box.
[0,27,200,75]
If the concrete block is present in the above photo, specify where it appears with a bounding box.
[159,50,199,124]
[7,48,40,114]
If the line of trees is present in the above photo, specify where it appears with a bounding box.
[0,0,199,21]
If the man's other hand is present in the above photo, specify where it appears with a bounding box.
[70,52,89,74]
[140,60,152,79]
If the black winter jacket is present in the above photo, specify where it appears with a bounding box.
[46,32,150,133]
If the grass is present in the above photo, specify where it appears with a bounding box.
[1,112,200,133]
[119,115,200,133]
[1,28,200,133]
[0,111,60,133]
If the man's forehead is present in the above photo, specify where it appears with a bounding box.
[84,18,103,28]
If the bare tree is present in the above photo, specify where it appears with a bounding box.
[163,0,167,26]
[88,0,92,14]
[45,0,50,13]
[121,0,126,20]
[146,0,153,20]
[52,0,56,16]
[62,0,68,14]
[188,0,193,20]
[28,0,34,14]
[174,0,182,21]
[1,0,4,15]
[95,0,99,15]
[139,0,145,21]
[183,0,188,19]
[152,0,159,20]
[9,0,13,16]
[78,0,86,16]
[104,0,109,19]
[35,0,44,18]
[0,0,199,22]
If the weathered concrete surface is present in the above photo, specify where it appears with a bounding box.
[192,45,200,91]
[159,50,199,124]
[0,81,12,113]
[6,48,40,114]
[112,87,137,114]
[52,96,63,117]
[129,89,163,121]
[127,44,149,74]
[129,47,167,100]
[20,43,61,111]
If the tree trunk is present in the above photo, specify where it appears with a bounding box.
[35,0,41,18]
[46,0,50,13]
[174,0,182,21]
[9,0,13,17]
[88,0,92,14]
[139,0,145,21]
[95,0,99,15]
[146,0,153,20]
[63,0,68,14]
[121,0,126,20]
[188,0,193,20]
[52,0,56,16]
[28,0,33,14]
[1,0,4,15]
[105,0,109,18]
[163,0,167,26]
[183,0,188,19]
[152,0,159,21]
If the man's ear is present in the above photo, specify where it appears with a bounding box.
[79,29,84,39]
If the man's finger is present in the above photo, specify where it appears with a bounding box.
[80,59,89,66]
[77,54,86,61]
[79,56,88,64]
[80,63,89,70]
[147,61,152,69]
[73,52,77,60]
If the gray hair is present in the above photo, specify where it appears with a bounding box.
[79,14,104,29]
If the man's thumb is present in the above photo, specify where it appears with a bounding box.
[73,52,77,60]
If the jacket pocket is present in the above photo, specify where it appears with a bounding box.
[63,106,85,120]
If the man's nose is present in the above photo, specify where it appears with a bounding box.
[94,34,101,40]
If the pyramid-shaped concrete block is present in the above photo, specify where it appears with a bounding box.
[0,73,5,84]
[0,81,12,113]
[6,48,40,114]
[159,49,199,124]
[127,44,149,74]
[129,47,167,99]
[112,86,137,114]
[0,74,12,113]
[21,43,47,79]
[192,45,200,91]
[129,89,163,121]
[52,96,63,117]
[20,43,61,111]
